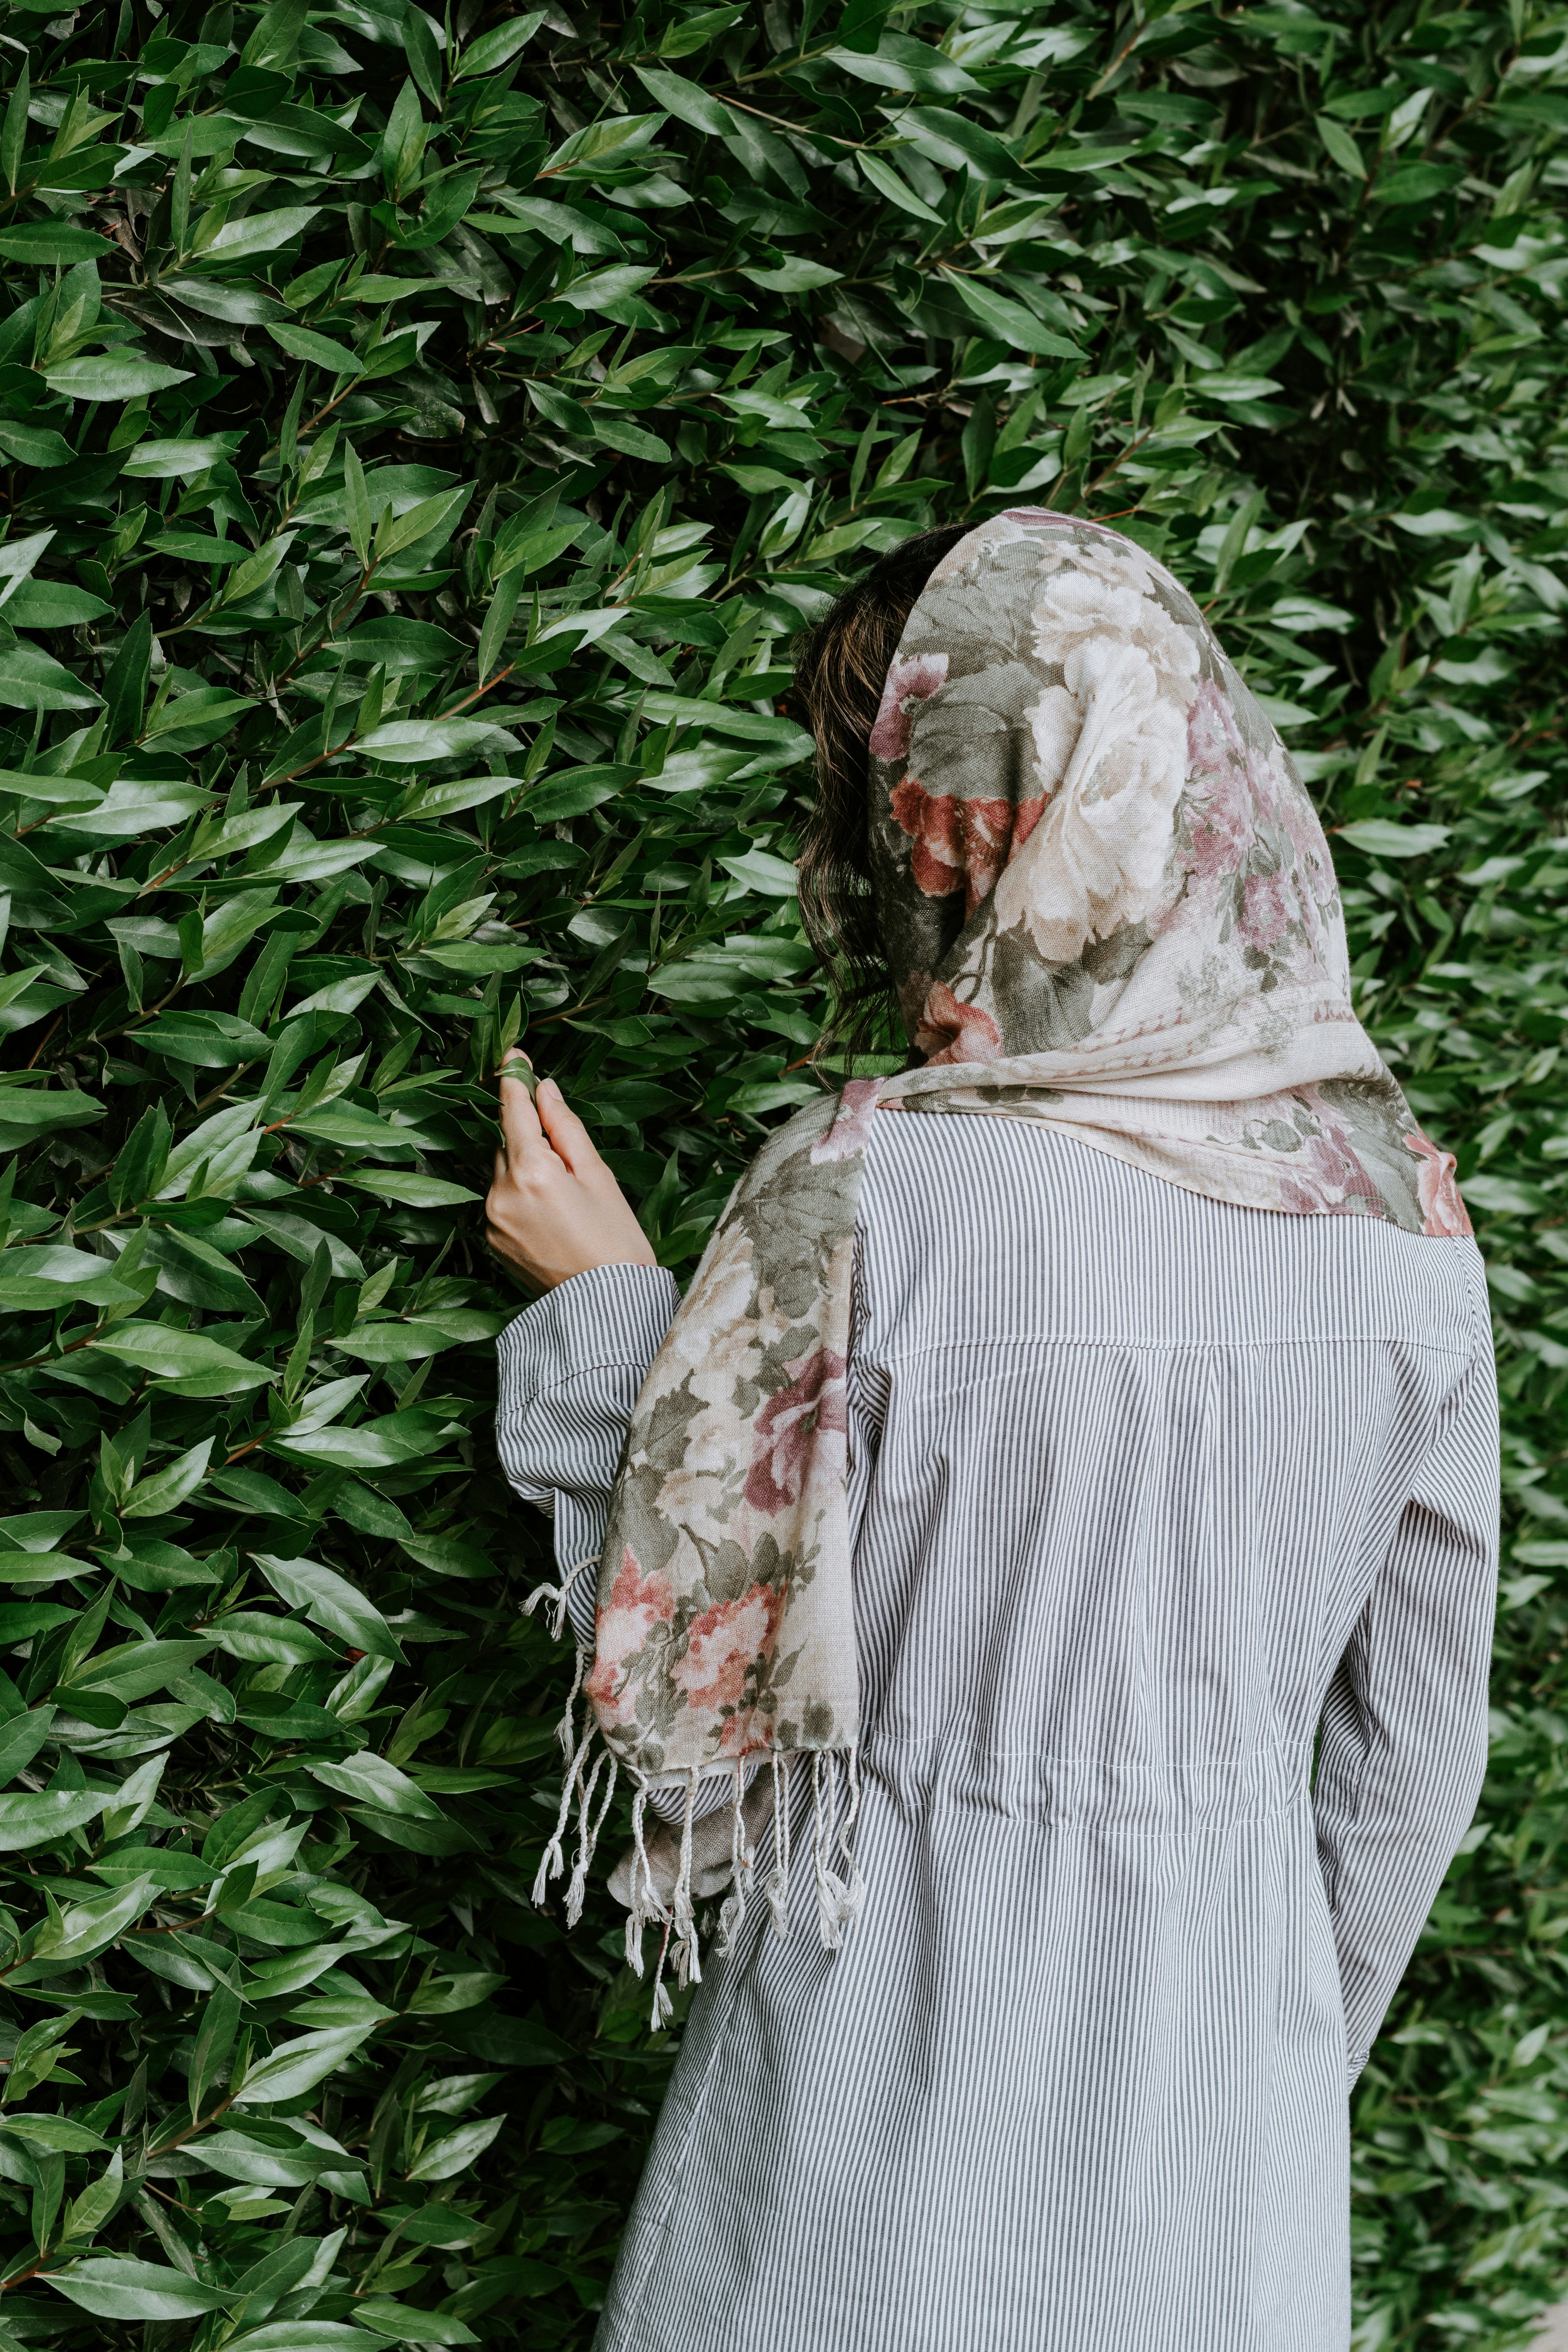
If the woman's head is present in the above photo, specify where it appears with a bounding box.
[793,526,970,1055]
[795,509,1353,1082]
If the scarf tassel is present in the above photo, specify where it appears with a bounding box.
[534,1731,866,2027]
[528,1694,617,1920]
[522,1554,597,1649]
[810,1750,863,1952]
[716,1759,754,1958]
[764,1750,792,1939]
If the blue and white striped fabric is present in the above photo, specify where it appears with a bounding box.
[496,1111,1499,2352]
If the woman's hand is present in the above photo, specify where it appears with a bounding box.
[485,1050,658,1293]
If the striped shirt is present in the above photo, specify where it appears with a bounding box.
[496,1111,1499,2352]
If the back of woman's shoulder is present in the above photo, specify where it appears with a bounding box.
[858,1108,1486,1357]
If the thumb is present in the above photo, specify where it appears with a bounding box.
[536,1076,602,1177]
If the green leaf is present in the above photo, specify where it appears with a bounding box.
[1373,160,1465,207]
[1315,113,1367,179]
[937,272,1081,359]
[0,1086,106,1152]
[333,1173,481,1207]
[30,1872,157,1962]
[66,1638,214,1700]
[43,357,194,401]
[329,1315,486,1360]
[1,60,29,200]
[124,435,248,479]
[355,718,511,764]
[252,1553,404,1661]
[739,259,842,293]
[720,847,799,896]
[629,63,731,136]
[194,205,321,261]
[673,0,754,49]
[0,223,105,264]
[232,2022,378,2104]
[4,581,111,627]
[91,1325,272,1390]
[403,2112,504,2182]
[825,33,979,95]
[397,1534,489,1579]
[121,1438,214,1521]
[306,1751,444,1818]
[403,1967,504,2007]
[45,2256,228,2320]
[856,150,945,226]
[0,2115,108,2152]
[352,2303,479,2345]
[455,11,544,76]
[204,1613,338,1664]
[102,611,151,745]
[0,421,74,468]
[1389,509,1477,540]
[0,640,104,710]
[230,2330,388,2351]
[1335,819,1452,860]
[0,1707,57,1787]
[0,1787,108,1850]
[549,264,659,315]
[373,481,472,563]
[268,321,362,374]
[0,1245,138,1309]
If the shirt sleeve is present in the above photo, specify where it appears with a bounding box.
[1313,1312,1500,2087]
[495,1262,680,1647]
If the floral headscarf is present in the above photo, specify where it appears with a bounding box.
[534,511,1470,2003]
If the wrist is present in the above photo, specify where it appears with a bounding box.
[537,1245,660,1292]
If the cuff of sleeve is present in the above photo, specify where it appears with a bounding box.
[496,1262,680,1413]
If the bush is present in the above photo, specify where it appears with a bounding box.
[0,0,1560,2345]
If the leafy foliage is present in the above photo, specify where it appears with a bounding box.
[0,0,1558,2343]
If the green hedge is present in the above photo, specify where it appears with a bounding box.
[0,0,1559,2345]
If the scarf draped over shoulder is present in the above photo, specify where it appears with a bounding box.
[530,510,1470,2008]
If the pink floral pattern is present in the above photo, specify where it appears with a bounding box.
[811,1078,883,1165]
[890,779,1046,915]
[587,513,1470,1805]
[744,1349,848,1515]
[1405,1131,1473,1237]
[585,1549,675,1729]
[1179,677,1337,983]
[869,652,948,763]
[915,983,1003,1066]
[671,1584,785,1714]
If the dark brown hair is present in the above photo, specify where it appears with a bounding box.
[792,525,969,1057]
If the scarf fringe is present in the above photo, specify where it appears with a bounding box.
[522,1554,597,1647]
[565,1748,618,1929]
[671,1772,702,1990]
[715,1759,753,1958]
[810,1750,862,1951]
[530,1715,595,1907]
[765,1750,792,1939]
[623,1781,661,1975]
[532,1723,865,2026]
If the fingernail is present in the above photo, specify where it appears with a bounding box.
[538,1077,561,1104]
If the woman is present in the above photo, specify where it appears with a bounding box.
[488,512,1498,2352]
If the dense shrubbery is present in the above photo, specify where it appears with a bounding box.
[0,0,1560,2343]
